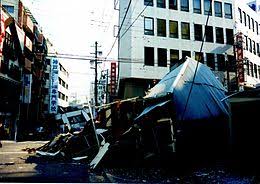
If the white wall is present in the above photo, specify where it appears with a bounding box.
[119,0,234,81]
[234,0,260,87]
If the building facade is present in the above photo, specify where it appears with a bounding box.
[44,41,69,115]
[1,0,48,139]
[234,0,260,89]
[118,0,235,98]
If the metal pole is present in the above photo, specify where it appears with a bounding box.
[225,53,230,93]
[106,69,109,103]
[94,41,98,107]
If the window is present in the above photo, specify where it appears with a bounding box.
[254,64,258,78]
[205,26,213,42]
[206,53,215,70]
[144,0,153,6]
[182,50,191,61]
[144,17,154,35]
[217,54,225,71]
[257,43,260,56]
[158,48,167,67]
[253,41,256,55]
[181,22,190,39]
[243,11,247,26]
[45,73,49,79]
[258,66,260,79]
[248,15,251,29]
[227,55,236,72]
[181,0,189,12]
[216,27,224,44]
[246,60,250,75]
[169,20,178,38]
[144,47,154,66]
[204,0,212,15]
[252,18,255,32]
[256,21,259,35]
[224,3,232,19]
[3,5,14,14]
[195,52,204,63]
[238,8,242,23]
[193,0,201,14]
[157,19,166,37]
[245,36,248,50]
[249,38,252,52]
[194,24,203,41]
[250,62,254,77]
[169,0,178,10]
[170,49,179,67]
[226,29,233,45]
[214,1,222,17]
[157,0,166,8]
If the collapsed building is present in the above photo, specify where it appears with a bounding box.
[35,57,231,168]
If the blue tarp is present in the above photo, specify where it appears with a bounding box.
[135,100,171,121]
[144,57,230,121]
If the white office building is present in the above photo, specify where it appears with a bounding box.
[44,40,69,114]
[118,0,236,98]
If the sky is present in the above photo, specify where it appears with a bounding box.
[22,0,119,103]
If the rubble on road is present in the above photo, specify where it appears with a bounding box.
[34,57,231,169]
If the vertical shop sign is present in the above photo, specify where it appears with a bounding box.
[49,58,59,114]
[110,62,117,96]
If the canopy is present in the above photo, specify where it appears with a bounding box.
[144,57,230,121]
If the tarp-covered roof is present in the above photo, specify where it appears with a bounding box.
[145,57,230,121]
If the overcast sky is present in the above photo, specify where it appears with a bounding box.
[23,0,118,102]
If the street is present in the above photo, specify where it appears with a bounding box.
[0,140,109,183]
[0,140,258,183]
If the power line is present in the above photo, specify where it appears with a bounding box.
[180,0,213,121]
[106,1,151,58]
[105,0,132,58]
[120,2,150,39]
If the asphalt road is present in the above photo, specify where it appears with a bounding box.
[0,140,110,183]
[0,140,258,183]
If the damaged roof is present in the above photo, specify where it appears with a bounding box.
[145,57,230,121]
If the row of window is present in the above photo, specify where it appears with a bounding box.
[244,35,260,57]
[144,0,232,19]
[58,92,68,102]
[59,77,69,89]
[144,47,235,71]
[238,8,259,35]
[245,60,260,80]
[144,17,234,44]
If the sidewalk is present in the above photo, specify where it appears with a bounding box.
[0,140,106,183]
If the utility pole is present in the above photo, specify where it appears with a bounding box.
[106,69,109,103]
[94,41,98,107]
[225,53,230,93]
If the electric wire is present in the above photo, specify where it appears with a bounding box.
[180,0,213,121]
[105,0,132,58]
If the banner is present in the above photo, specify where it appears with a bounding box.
[0,8,6,57]
[23,74,32,103]
[49,58,59,114]
[110,62,117,96]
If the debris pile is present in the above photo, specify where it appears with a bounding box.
[34,57,231,169]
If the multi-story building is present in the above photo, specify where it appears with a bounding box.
[118,0,235,98]
[234,0,260,89]
[0,0,48,139]
[44,40,69,115]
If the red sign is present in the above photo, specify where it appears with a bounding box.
[110,62,117,96]
[236,33,244,84]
